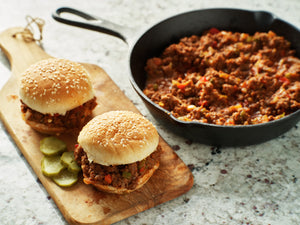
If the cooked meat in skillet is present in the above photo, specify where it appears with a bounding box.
[144,29,300,125]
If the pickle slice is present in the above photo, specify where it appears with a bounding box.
[61,151,81,173]
[40,136,67,156]
[40,137,80,187]
[41,155,65,177]
[52,169,78,187]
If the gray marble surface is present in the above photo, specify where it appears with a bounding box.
[0,0,299,224]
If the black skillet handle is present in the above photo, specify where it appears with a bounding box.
[52,7,132,44]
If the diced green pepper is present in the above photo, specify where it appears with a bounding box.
[122,171,132,179]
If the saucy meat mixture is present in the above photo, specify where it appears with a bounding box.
[143,29,300,125]
[21,97,97,129]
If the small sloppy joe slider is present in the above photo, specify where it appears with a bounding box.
[19,58,97,135]
[74,110,162,194]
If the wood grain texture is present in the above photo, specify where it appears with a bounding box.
[0,27,193,225]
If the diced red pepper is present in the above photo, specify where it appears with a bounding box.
[139,167,145,173]
[279,76,290,84]
[177,83,187,90]
[152,57,162,66]
[209,28,220,34]
[200,76,207,82]
[227,120,235,125]
[74,144,79,148]
[198,100,208,107]
[212,41,218,48]
[280,50,286,57]
[104,174,112,184]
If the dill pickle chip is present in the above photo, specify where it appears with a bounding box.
[52,169,78,187]
[61,151,81,173]
[40,136,67,156]
[41,155,65,177]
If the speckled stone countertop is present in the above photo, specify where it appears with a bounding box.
[0,0,299,224]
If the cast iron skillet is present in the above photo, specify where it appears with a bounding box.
[52,7,300,146]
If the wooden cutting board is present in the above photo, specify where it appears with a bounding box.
[0,27,194,225]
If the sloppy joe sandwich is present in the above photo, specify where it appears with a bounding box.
[74,110,161,194]
[19,58,97,134]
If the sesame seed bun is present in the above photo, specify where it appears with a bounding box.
[78,111,159,166]
[19,58,94,115]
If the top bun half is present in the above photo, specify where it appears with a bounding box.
[78,111,159,166]
[19,58,95,115]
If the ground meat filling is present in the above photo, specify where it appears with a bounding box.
[20,97,97,129]
[143,29,300,125]
[74,145,161,190]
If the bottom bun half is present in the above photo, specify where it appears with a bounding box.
[25,119,67,135]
